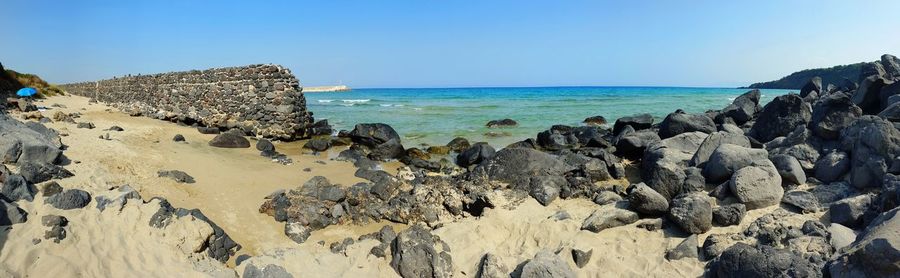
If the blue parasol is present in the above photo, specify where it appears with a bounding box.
[16,87,37,97]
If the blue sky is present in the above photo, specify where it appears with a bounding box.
[1,1,899,88]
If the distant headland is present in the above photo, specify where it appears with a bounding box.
[304,85,351,92]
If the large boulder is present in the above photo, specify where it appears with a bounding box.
[765,126,821,170]
[749,94,812,142]
[668,193,713,234]
[840,116,900,189]
[721,89,761,124]
[713,243,822,278]
[613,113,654,134]
[528,176,565,206]
[19,162,73,184]
[627,182,669,216]
[477,253,509,278]
[349,123,405,161]
[390,225,453,278]
[690,131,751,167]
[614,129,660,157]
[519,250,575,278]
[456,143,496,168]
[713,203,746,226]
[703,144,769,183]
[809,92,863,140]
[800,77,823,98]
[658,112,716,139]
[480,148,572,185]
[0,198,27,225]
[828,207,900,277]
[0,114,62,165]
[46,189,91,210]
[729,163,784,209]
[1,174,35,202]
[208,133,250,148]
[852,75,890,114]
[813,151,850,183]
[641,132,706,200]
[829,194,875,228]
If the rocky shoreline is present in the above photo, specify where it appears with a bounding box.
[1,54,899,277]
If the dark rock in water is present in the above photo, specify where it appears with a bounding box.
[781,190,820,213]
[520,250,576,278]
[613,113,654,134]
[529,176,565,206]
[800,77,823,98]
[729,165,784,209]
[668,193,713,234]
[256,139,276,155]
[303,137,331,152]
[1,198,27,225]
[827,207,900,278]
[477,253,509,278]
[426,146,450,155]
[172,134,185,142]
[770,154,806,186]
[446,137,471,153]
[107,125,124,131]
[712,203,746,226]
[809,92,862,140]
[197,126,220,134]
[157,170,195,184]
[208,133,250,148]
[583,115,607,126]
[703,144,769,183]
[749,94,811,142]
[242,264,293,278]
[390,225,453,278]
[814,151,850,183]
[830,194,874,228]
[18,162,73,184]
[536,129,578,151]
[852,75,889,114]
[480,148,571,185]
[485,118,517,128]
[349,123,403,154]
[571,248,593,268]
[721,89,761,125]
[2,174,36,202]
[839,115,900,189]
[627,182,669,216]
[713,243,821,278]
[46,189,91,210]
[666,235,698,260]
[76,122,95,129]
[658,112,715,139]
[581,207,638,233]
[456,143,496,168]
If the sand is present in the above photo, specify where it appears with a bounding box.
[0,95,822,277]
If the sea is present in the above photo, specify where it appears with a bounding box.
[304,87,794,147]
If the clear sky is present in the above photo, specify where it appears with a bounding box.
[2,1,899,88]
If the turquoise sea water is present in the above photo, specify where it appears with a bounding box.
[304,87,794,147]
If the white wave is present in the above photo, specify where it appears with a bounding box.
[379,104,406,107]
[342,99,370,103]
[317,99,334,103]
[413,108,423,111]
[341,103,355,107]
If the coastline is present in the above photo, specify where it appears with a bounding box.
[304,85,352,93]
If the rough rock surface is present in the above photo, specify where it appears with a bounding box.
[519,250,576,278]
[581,207,639,233]
[828,207,900,277]
[208,133,250,148]
[749,94,812,142]
[390,225,453,278]
[729,165,784,209]
[627,182,669,216]
[667,193,713,234]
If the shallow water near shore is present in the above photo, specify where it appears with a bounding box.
[306,87,793,147]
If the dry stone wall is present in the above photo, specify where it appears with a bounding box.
[60,64,316,140]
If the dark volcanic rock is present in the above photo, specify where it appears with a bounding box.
[770,154,806,186]
[172,134,185,142]
[713,243,821,278]
[703,144,769,183]
[480,148,571,185]
[529,176,565,206]
[852,74,889,114]
[581,207,638,233]
[800,76,823,98]
[641,132,706,201]
[627,182,669,216]
[197,126,220,134]
[349,123,405,161]
[690,131,751,167]
[729,164,784,209]
[781,190,820,213]
[571,248,593,268]
[667,193,713,234]
[583,115,607,126]
[46,189,91,210]
[520,250,576,278]
[666,235,699,260]
[839,115,900,189]
[456,143,496,168]
[477,253,509,278]
[712,203,746,226]
[749,94,812,142]
[829,194,874,228]
[208,133,250,148]
[2,174,36,202]
[446,137,471,153]
[242,264,293,278]
[390,225,453,278]
[303,137,332,152]
[721,89,761,124]
[1,198,28,225]
[613,113,654,134]
[809,92,862,140]
[18,162,73,184]
[485,118,517,128]
[658,112,715,139]
[827,207,900,278]
[813,151,850,183]
[256,139,276,156]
